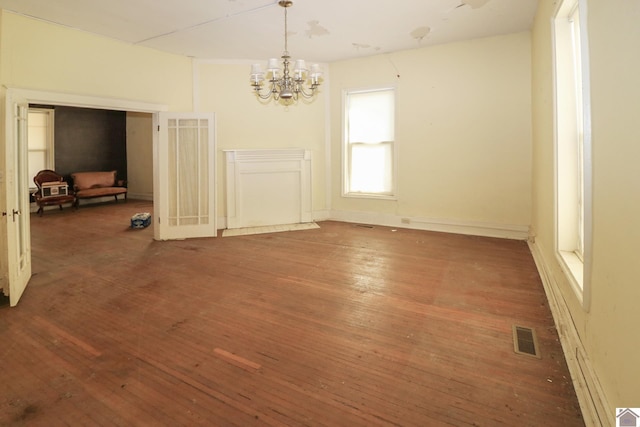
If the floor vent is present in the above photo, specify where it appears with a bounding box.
[512,325,541,358]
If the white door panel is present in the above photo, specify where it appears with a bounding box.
[154,113,216,240]
[4,91,32,306]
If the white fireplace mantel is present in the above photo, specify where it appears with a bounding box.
[224,149,312,229]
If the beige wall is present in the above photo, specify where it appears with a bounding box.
[531,0,640,410]
[0,10,530,232]
[0,12,193,110]
[126,112,153,200]
[329,32,533,230]
[195,61,328,219]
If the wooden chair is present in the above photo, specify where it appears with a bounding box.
[33,170,76,216]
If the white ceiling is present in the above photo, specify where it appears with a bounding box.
[0,0,539,64]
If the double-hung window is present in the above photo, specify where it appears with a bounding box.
[343,87,396,198]
[553,0,592,309]
[27,108,55,189]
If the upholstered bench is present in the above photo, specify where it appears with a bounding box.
[71,170,127,207]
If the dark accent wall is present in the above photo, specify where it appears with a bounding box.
[52,106,127,183]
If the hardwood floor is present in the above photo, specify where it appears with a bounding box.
[0,200,584,426]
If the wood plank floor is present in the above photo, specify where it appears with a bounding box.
[0,200,584,426]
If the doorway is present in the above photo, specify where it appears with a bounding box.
[3,88,166,306]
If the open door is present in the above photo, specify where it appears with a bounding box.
[4,92,32,306]
[154,113,216,240]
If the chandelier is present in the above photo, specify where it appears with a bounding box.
[250,0,322,105]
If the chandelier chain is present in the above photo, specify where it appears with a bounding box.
[284,6,288,55]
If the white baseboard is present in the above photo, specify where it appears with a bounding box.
[312,209,331,222]
[328,210,529,239]
[75,195,127,207]
[219,209,528,240]
[127,192,153,201]
[528,241,611,427]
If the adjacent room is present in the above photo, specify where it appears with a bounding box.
[0,1,638,426]
[26,105,153,210]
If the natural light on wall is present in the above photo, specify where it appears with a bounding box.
[553,0,592,309]
[344,87,396,198]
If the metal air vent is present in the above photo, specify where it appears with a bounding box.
[512,325,541,358]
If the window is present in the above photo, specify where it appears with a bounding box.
[570,3,585,261]
[27,108,55,189]
[343,87,396,198]
[553,0,592,309]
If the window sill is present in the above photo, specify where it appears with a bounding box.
[342,192,397,201]
[557,249,584,305]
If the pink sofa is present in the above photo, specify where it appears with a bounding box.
[71,170,127,207]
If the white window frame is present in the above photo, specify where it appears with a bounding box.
[27,107,55,189]
[552,0,592,310]
[342,86,397,200]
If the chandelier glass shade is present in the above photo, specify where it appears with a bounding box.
[250,0,322,105]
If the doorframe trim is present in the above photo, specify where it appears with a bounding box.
[4,87,168,114]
